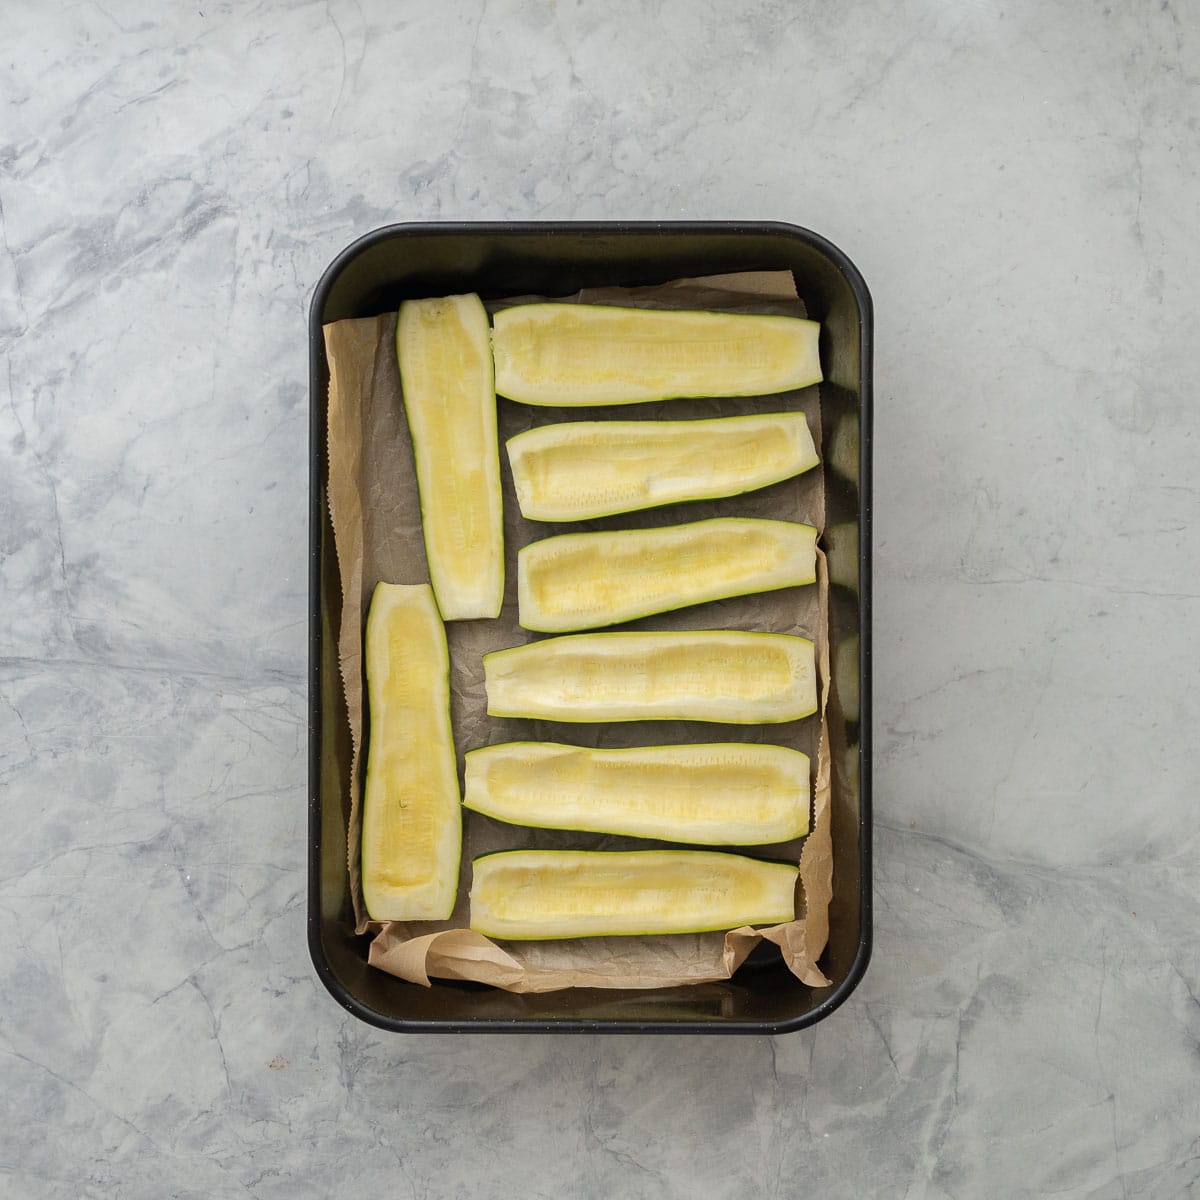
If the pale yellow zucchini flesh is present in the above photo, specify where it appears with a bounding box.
[492,304,822,406]
[396,294,503,620]
[507,411,820,521]
[517,517,817,633]
[361,583,461,921]
[469,849,799,939]
[483,630,817,724]
[464,741,810,844]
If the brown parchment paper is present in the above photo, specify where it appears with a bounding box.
[324,272,834,993]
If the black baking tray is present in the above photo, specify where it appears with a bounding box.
[308,221,872,1034]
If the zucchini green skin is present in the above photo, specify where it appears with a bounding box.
[506,411,820,522]
[483,630,818,724]
[463,740,811,844]
[492,303,823,406]
[516,517,818,633]
[469,848,799,939]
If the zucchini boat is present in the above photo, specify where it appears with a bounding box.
[517,517,817,633]
[361,583,461,921]
[469,849,798,939]
[464,741,810,844]
[492,303,822,406]
[507,411,820,521]
[483,630,817,723]
[396,294,503,620]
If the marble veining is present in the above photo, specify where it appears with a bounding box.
[2,1,1198,1196]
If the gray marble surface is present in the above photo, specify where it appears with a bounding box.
[2,1,1198,1196]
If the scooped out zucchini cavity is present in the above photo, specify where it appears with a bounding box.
[396,294,503,620]
[464,741,810,844]
[492,303,822,406]
[469,849,799,939]
[517,517,817,633]
[361,583,461,922]
[484,630,817,724]
[506,411,820,522]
